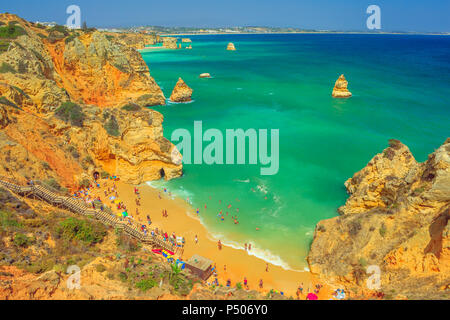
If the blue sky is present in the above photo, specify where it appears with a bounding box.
[2,0,449,32]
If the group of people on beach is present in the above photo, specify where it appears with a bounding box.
[82,179,336,300]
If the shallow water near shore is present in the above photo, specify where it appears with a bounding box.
[141,34,450,270]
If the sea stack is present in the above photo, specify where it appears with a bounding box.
[170,78,193,103]
[182,38,192,43]
[162,37,178,49]
[227,43,236,51]
[332,74,352,98]
[199,73,211,78]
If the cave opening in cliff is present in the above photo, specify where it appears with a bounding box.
[160,168,166,179]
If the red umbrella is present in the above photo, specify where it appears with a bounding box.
[307,293,318,300]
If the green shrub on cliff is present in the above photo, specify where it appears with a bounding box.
[104,115,120,137]
[56,217,106,245]
[49,24,69,36]
[0,24,27,39]
[13,233,32,247]
[0,62,15,73]
[55,102,85,127]
[0,40,9,53]
[0,210,22,229]
[135,278,157,292]
[121,103,141,112]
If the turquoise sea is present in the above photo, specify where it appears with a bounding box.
[141,34,450,270]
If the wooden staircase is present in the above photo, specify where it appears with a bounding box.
[0,177,179,254]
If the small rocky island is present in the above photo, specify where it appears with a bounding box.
[227,43,236,51]
[170,78,193,103]
[332,74,352,98]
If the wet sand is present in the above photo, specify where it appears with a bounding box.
[92,179,333,299]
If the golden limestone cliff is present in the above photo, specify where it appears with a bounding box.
[111,32,160,50]
[170,78,193,103]
[162,37,178,49]
[0,14,182,188]
[332,74,352,98]
[308,139,450,300]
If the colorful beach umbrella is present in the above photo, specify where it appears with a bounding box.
[122,211,128,217]
[307,293,318,300]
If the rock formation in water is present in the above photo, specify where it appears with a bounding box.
[0,14,182,188]
[332,74,352,98]
[170,78,193,103]
[199,73,211,78]
[162,37,178,49]
[308,138,450,300]
[182,38,192,43]
[227,43,236,51]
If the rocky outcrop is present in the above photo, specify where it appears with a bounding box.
[308,139,450,299]
[55,32,165,108]
[227,43,236,51]
[170,78,193,103]
[199,73,211,78]
[0,14,181,188]
[74,106,183,184]
[162,37,178,49]
[181,38,192,43]
[0,15,165,111]
[113,32,159,50]
[332,74,352,98]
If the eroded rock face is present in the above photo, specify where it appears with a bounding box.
[162,37,178,49]
[57,32,165,108]
[170,78,193,103]
[308,139,450,299]
[112,32,159,50]
[332,74,352,98]
[0,14,181,188]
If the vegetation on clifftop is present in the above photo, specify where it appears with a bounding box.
[0,22,27,39]
[54,102,85,127]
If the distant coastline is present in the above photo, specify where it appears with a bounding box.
[159,31,450,36]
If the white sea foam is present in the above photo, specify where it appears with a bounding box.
[234,179,250,183]
[204,232,304,272]
[167,99,196,105]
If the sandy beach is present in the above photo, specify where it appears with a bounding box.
[90,179,333,299]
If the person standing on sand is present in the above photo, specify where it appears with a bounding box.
[249,243,252,251]
[195,235,198,244]
[259,279,263,289]
[266,263,269,272]
[244,243,247,251]
[218,240,222,250]
[244,277,248,289]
